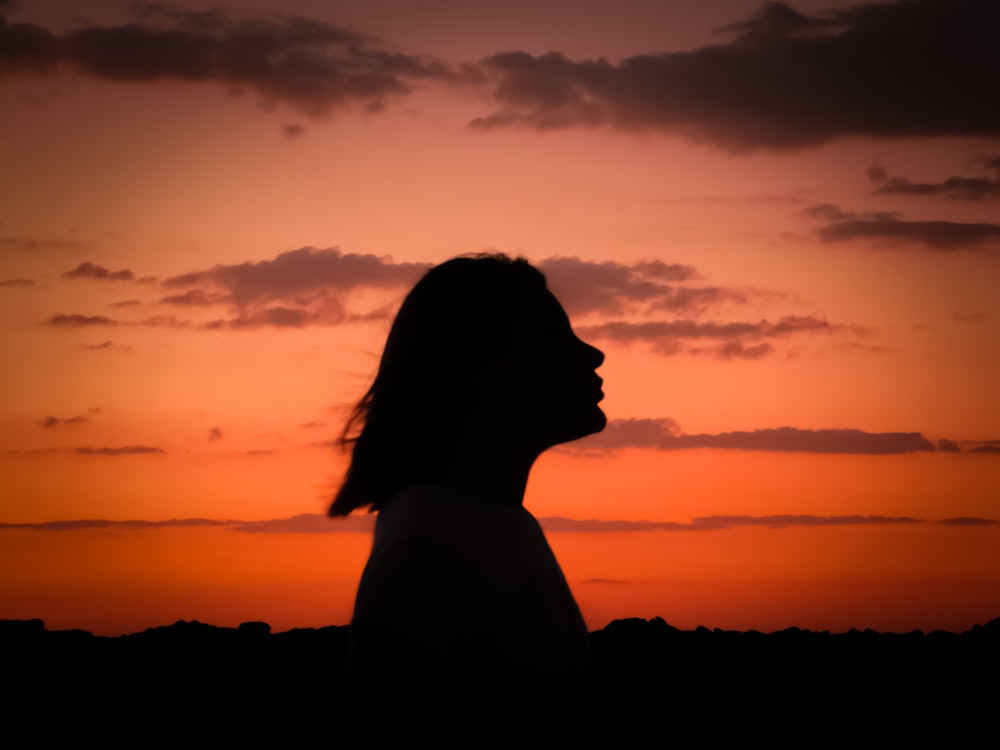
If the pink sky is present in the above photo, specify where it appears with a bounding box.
[1,0,998,635]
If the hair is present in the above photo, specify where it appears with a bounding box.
[328,253,547,516]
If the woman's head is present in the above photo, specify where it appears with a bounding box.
[329,253,604,516]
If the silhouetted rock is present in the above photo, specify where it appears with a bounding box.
[238,620,271,638]
[2,616,996,748]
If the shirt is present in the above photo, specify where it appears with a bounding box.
[341,483,592,747]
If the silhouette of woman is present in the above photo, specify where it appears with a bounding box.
[330,254,605,747]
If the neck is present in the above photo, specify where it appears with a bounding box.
[440,437,541,509]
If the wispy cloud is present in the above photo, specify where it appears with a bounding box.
[80,340,130,351]
[0,278,33,287]
[232,514,374,533]
[568,419,938,455]
[71,445,164,456]
[36,415,88,428]
[282,122,305,139]
[538,256,763,320]
[0,236,84,252]
[44,314,118,327]
[540,515,925,532]
[577,316,859,358]
[0,518,234,531]
[41,249,799,335]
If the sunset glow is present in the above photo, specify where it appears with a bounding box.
[1,0,998,635]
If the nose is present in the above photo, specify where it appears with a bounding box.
[580,339,604,369]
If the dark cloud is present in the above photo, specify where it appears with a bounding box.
[110,299,142,307]
[0,5,452,117]
[80,340,130,351]
[0,278,33,287]
[820,218,1000,251]
[937,439,960,453]
[72,445,164,455]
[471,0,1000,151]
[232,513,374,534]
[0,236,84,251]
[870,157,1000,201]
[874,176,1000,201]
[809,203,1000,251]
[44,314,117,327]
[576,315,849,358]
[669,428,934,454]
[208,427,223,442]
[159,289,226,306]
[953,309,991,322]
[0,518,235,532]
[969,445,1000,454]
[571,418,681,452]
[37,415,87,428]
[937,517,999,526]
[866,159,889,184]
[244,448,278,456]
[63,262,134,282]
[140,314,190,328]
[569,419,937,455]
[706,340,774,360]
[282,122,305,139]
[950,439,1000,454]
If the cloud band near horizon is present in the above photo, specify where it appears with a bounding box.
[2,512,996,534]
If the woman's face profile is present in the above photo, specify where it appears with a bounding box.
[493,286,606,451]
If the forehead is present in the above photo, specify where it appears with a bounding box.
[514,287,575,339]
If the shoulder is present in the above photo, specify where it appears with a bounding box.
[353,484,544,628]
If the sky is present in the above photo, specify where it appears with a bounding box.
[1,0,998,636]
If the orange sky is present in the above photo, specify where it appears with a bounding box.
[1,0,998,635]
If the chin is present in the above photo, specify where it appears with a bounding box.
[561,406,607,444]
[590,407,608,435]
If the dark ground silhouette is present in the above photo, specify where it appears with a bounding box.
[4,615,997,748]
